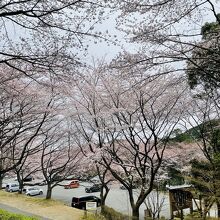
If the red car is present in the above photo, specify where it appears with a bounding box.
[64,180,79,189]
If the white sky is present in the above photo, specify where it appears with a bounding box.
[1,1,220,65]
[85,1,220,64]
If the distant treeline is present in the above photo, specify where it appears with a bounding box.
[167,119,220,143]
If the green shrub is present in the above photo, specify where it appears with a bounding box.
[0,209,38,220]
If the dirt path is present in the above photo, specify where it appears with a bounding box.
[0,191,83,220]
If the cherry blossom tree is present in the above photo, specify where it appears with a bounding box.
[101,76,186,219]
[69,65,117,206]
[112,0,220,94]
[72,121,114,206]
[14,145,42,194]
[0,0,115,81]
[40,120,82,199]
[0,76,53,189]
[144,188,165,220]
[69,65,187,219]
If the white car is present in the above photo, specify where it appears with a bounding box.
[5,183,20,192]
[25,187,43,196]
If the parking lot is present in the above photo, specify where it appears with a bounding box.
[34,181,171,219]
[3,179,170,219]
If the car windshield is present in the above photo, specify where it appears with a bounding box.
[72,197,79,202]
[85,196,96,201]
[71,180,78,183]
[28,188,36,191]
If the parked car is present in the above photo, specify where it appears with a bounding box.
[23,176,34,182]
[120,184,137,190]
[24,187,43,196]
[39,180,47,186]
[52,175,63,181]
[1,183,6,189]
[5,183,19,192]
[71,196,101,210]
[64,180,79,189]
[85,184,101,193]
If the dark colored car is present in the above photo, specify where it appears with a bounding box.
[23,176,34,182]
[120,184,137,190]
[39,180,47,186]
[85,184,101,193]
[71,196,101,210]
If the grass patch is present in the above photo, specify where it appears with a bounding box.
[0,209,38,220]
[81,206,130,220]
[101,206,131,220]
[0,190,63,207]
[179,218,217,220]
[171,211,219,220]
[0,190,18,197]
[25,197,63,207]
[183,211,219,220]
[0,190,83,220]
[81,208,166,220]
[81,213,106,220]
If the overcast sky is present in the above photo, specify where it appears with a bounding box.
[85,2,220,64]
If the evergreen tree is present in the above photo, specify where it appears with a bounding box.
[190,128,220,219]
[187,14,220,93]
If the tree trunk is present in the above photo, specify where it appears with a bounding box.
[202,200,208,220]
[199,195,203,218]
[46,184,52,199]
[202,214,207,220]
[101,185,110,206]
[18,182,24,194]
[216,201,220,218]
[17,173,23,194]
[100,186,104,206]
[132,206,139,220]
[0,174,3,190]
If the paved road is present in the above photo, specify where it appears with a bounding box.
[0,203,51,220]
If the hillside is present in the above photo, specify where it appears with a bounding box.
[170,119,220,143]
[161,119,220,179]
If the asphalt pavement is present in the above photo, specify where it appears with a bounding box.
[0,203,51,220]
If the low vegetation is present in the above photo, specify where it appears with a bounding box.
[82,213,106,220]
[184,218,218,220]
[184,216,218,220]
[102,206,133,220]
[0,190,83,220]
[81,206,130,220]
[0,209,38,220]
